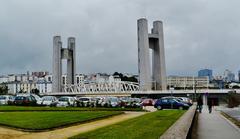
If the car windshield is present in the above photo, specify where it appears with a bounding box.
[109,98,118,102]
[174,99,181,103]
[131,98,141,102]
[43,97,53,101]
[79,98,89,101]
[32,95,41,100]
[59,97,69,101]
[15,96,25,100]
[0,96,6,100]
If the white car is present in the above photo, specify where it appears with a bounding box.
[177,97,192,106]
[77,97,94,107]
[56,96,76,107]
[30,94,42,105]
[41,96,58,106]
[0,95,15,105]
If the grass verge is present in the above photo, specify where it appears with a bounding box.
[0,106,143,112]
[221,112,240,128]
[0,111,123,131]
[70,110,185,139]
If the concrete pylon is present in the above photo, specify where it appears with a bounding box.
[137,19,152,91]
[53,36,62,93]
[67,37,76,85]
[137,18,167,91]
[52,36,76,92]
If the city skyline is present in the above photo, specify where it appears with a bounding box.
[1,0,240,76]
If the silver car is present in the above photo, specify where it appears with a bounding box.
[41,96,58,106]
[56,96,76,107]
[0,95,15,105]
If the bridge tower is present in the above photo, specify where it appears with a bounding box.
[137,18,167,91]
[52,36,76,92]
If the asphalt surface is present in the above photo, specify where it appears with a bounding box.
[196,106,240,139]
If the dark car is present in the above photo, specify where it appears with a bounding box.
[154,98,189,110]
[14,95,37,106]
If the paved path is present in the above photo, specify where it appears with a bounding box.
[0,112,146,139]
[196,106,240,139]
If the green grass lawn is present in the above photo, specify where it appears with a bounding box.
[70,110,185,139]
[0,111,123,130]
[0,106,143,112]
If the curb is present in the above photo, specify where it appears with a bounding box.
[220,112,240,132]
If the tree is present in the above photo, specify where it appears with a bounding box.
[31,88,40,95]
[0,84,8,95]
[112,72,138,83]
[18,89,26,94]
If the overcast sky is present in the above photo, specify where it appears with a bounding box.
[0,0,240,76]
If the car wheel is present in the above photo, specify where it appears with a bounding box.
[157,106,162,110]
[179,106,183,110]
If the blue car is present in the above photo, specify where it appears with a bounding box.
[154,98,190,110]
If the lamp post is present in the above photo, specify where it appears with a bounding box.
[170,87,174,109]
[194,79,197,102]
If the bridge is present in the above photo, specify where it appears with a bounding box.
[42,81,239,97]
[42,81,239,105]
[43,81,139,96]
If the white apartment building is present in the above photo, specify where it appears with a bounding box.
[167,76,209,89]
[0,76,8,83]
[2,73,122,94]
[36,80,52,93]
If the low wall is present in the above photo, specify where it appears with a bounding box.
[159,105,197,139]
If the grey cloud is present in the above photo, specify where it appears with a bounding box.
[0,0,240,76]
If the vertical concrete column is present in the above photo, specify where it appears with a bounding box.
[152,21,167,90]
[67,37,76,85]
[137,18,151,91]
[53,36,62,92]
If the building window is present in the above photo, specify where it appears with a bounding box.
[48,77,51,82]
[63,77,65,84]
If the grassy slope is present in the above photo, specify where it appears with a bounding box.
[0,106,142,112]
[0,111,122,130]
[70,110,185,139]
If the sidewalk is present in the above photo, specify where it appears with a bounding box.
[196,106,240,139]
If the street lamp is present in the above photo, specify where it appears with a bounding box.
[170,87,174,109]
[194,80,197,102]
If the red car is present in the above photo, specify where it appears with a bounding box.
[141,99,155,106]
[13,96,37,106]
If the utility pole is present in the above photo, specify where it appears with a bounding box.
[194,79,197,102]
[170,87,174,109]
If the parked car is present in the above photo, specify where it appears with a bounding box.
[41,96,58,106]
[177,97,192,106]
[56,96,76,107]
[13,95,37,106]
[129,98,141,108]
[95,97,105,107]
[108,97,120,107]
[0,95,15,105]
[7,96,16,105]
[141,99,155,106]
[154,98,190,110]
[99,97,120,107]
[76,97,94,107]
[119,97,130,108]
[31,94,42,105]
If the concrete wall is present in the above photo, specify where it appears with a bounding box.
[160,105,197,139]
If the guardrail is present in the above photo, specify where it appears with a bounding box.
[159,105,197,139]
